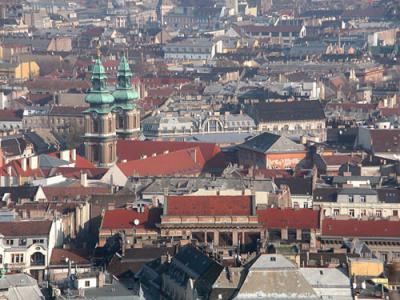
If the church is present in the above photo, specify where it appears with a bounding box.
[83,54,140,167]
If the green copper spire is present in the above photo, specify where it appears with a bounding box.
[85,57,115,105]
[112,54,138,103]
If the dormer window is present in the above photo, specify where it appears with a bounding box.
[19,238,27,246]
[360,196,366,203]
[348,195,354,203]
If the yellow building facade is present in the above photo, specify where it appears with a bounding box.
[0,61,40,80]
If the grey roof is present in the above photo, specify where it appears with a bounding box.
[236,254,319,299]
[300,268,352,300]
[39,154,69,168]
[187,132,255,144]
[250,254,297,270]
[274,177,312,195]
[338,188,377,196]
[332,176,381,185]
[82,280,140,299]
[247,100,326,123]
[238,132,305,154]
[0,274,44,300]
[133,176,276,196]
[377,188,400,203]
[313,188,339,202]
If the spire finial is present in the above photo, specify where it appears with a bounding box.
[96,40,101,59]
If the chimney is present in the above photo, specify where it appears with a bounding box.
[71,148,76,161]
[29,156,38,170]
[97,272,105,288]
[21,158,27,171]
[60,150,70,162]
[6,166,12,187]
[81,172,88,187]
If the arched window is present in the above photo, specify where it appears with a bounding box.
[109,144,113,162]
[93,146,99,163]
[118,115,124,129]
[93,119,99,133]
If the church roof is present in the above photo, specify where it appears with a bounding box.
[85,58,114,105]
[112,55,138,102]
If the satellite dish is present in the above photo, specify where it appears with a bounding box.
[134,219,140,226]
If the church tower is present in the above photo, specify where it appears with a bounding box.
[112,54,140,140]
[83,53,117,167]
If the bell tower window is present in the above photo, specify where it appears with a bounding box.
[109,144,113,162]
[93,119,99,133]
[108,118,112,133]
[118,114,124,129]
[93,145,100,163]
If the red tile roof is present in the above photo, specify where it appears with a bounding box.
[101,207,162,230]
[370,129,400,153]
[117,146,204,177]
[379,107,400,118]
[322,154,363,166]
[52,167,107,179]
[116,140,220,162]
[322,218,400,238]
[0,109,22,121]
[252,168,291,178]
[166,195,253,216]
[47,152,96,169]
[257,208,320,229]
[50,248,90,266]
[0,220,52,236]
[43,186,110,200]
[1,159,45,178]
[26,78,90,91]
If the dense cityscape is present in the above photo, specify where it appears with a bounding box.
[0,0,399,299]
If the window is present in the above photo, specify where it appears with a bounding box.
[118,115,124,129]
[93,119,99,133]
[348,195,354,203]
[19,239,27,246]
[334,209,340,216]
[93,146,100,163]
[376,210,382,217]
[394,210,398,217]
[349,209,355,217]
[361,209,367,217]
[360,195,366,203]
[109,144,113,162]
[85,280,90,287]
[11,254,24,263]
[108,118,112,132]
[6,239,14,246]
[303,202,308,208]
[33,239,44,244]
[293,202,299,208]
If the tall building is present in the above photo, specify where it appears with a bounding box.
[83,56,117,167]
[112,55,140,140]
